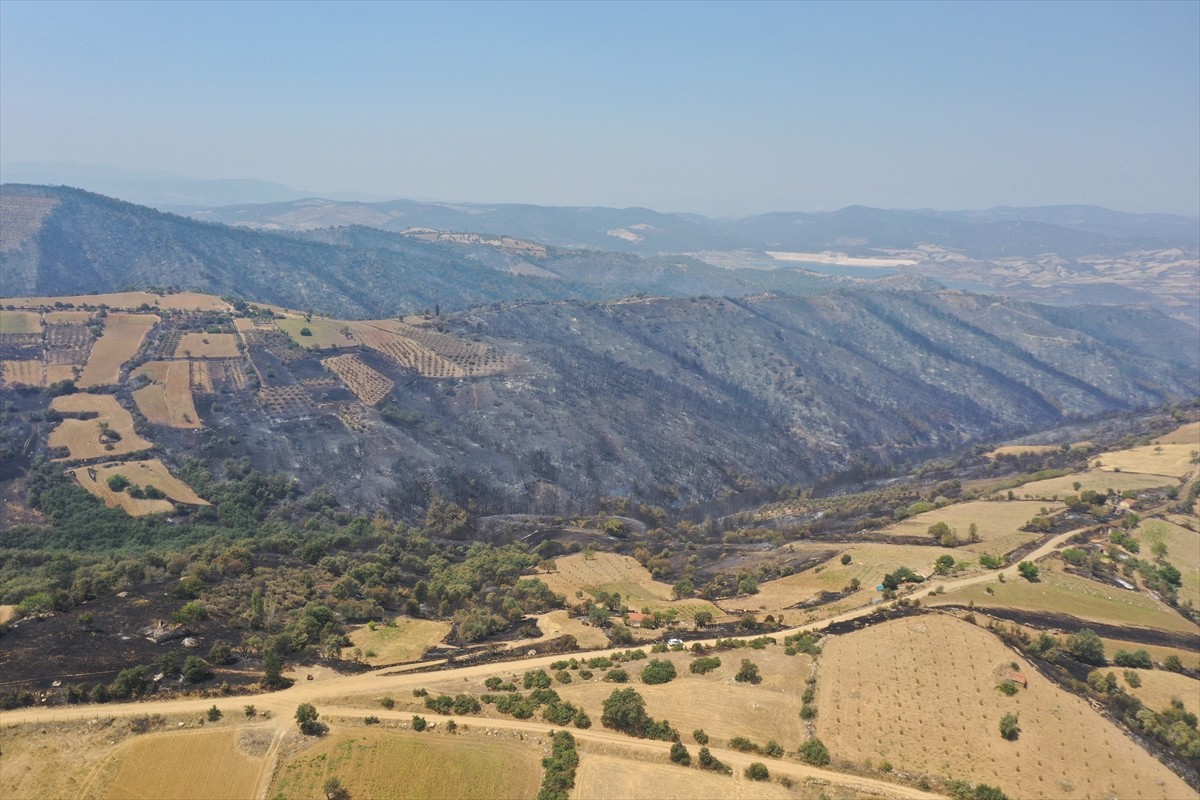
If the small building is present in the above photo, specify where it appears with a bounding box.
[626,612,650,628]
[1006,670,1028,687]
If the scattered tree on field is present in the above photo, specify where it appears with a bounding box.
[734,658,760,684]
[999,712,1020,740]
[295,702,322,735]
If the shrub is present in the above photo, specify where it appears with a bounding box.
[729,736,757,752]
[182,656,212,683]
[381,696,395,709]
[364,715,380,725]
[605,668,628,683]
[734,658,760,683]
[106,474,131,492]
[1113,649,1152,669]
[524,669,552,689]
[999,712,1020,740]
[411,715,427,731]
[538,730,579,800]
[1017,561,1039,581]
[689,656,721,674]
[693,728,709,745]
[764,739,784,758]
[997,679,1019,696]
[669,741,692,765]
[1066,628,1106,665]
[206,705,222,722]
[640,659,677,685]
[745,762,770,781]
[295,703,321,735]
[798,737,830,766]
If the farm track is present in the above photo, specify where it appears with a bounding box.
[935,605,1200,649]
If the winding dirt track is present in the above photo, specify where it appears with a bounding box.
[0,526,1097,799]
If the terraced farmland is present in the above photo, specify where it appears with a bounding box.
[321,353,394,405]
[72,459,209,516]
[174,332,240,358]
[133,360,201,428]
[538,552,722,622]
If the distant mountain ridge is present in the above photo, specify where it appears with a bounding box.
[176,196,1200,259]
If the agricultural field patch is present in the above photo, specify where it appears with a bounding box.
[574,752,794,800]
[738,543,943,618]
[1122,669,1200,716]
[883,499,1058,557]
[1099,638,1200,672]
[353,319,517,377]
[43,310,92,324]
[268,730,540,800]
[1136,519,1200,608]
[1008,469,1175,500]
[1153,422,1200,446]
[77,313,158,388]
[345,616,451,665]
[133,360,201,428]
[1,359,44,387]
[276,316,357,349]
[49,394,153,461]
[2,291,231,312]
[257,385,313,418]
[816,614,1194,800]
[987,444,1062,458]
[0,719,135,800]
[71,459,209,516]
[1094,443,1199,480]
[44,322,93,365]
[538,552,722,622]
[102,728,264,800]
[527,609,611,649]
[173,332,240,359]
[189,360,214,393]
[0,310,41,333]
[321,353,394,406]
[930,558,1200,634]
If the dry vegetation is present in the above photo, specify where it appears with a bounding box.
[1010,469,1176,500]
[345,617,451,665]
[1,360,44,387]
[49,394,153,461]
[539,552,722,622]
[77,313,158,388]
[1153,422,1200,446]
[575,752,794,800]
[1123,669,1200,717]
[321,353,394,406]
[1094,443,1199,480]
[276,317,358,349]
[71,459,209,516]
[883,499,1058,557]
[268,730,541,800]
[102,728,265,800]
[173,332,240,359]
[1138,519,1200,608]
[929,557,1200,634]
[0,310,42,334]
[2,291,231,312]
[133,360,202,428]
[817,614,1194,800]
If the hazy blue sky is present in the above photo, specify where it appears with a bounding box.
[2,0,1197,215]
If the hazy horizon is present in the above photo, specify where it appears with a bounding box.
[2,1,1198,216]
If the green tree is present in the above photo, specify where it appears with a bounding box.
[182,656,212,683]
[1066,628,1106,665]
[263,649,285,687]
[745,762,770,781]
[798,737,830,766]
[206,704,222,722]
[640,659,677,685]
[999,712,1020,740]
[692,609,713,628]
[840,553,852,565]
[734,658,760,683]
[601,688,650,736]
[411,715,427,731]
[669,741,691,765]
[693,728,709,745]
[295,703,321,735]
[1017,561,1039,580]
[106,474,130,492]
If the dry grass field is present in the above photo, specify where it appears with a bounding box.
[133,361,201,428]
[987,444,1061,458]
[77,313,158,387]
[102,728,264,800]
[574,752,794,800]
[321,353,394,405]
[528,609,611,649]
[930,558,1200,634]
[816,614,1195,800]
[0,310,41,333]
[72,459,209,516]
[173,332,240,358]
[1100,638,1200,672]
[883,500,1057,557]
[269,730,541,800]
[1137,519,1200,608]
[1123,669,1200,716]
[1095,443,1199,480]
[1154,422,1200,446]
[1,359,43,387]
[3,291,231,312]
[741,543,943,619]
[538,553,722,622]
[345,616,451,665]
[0,719,129,800]
[43,310,92,324]
[189,360,214,393]
[1009,469,1176,500]
[276,317,358,349]
[49,394,153,461]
